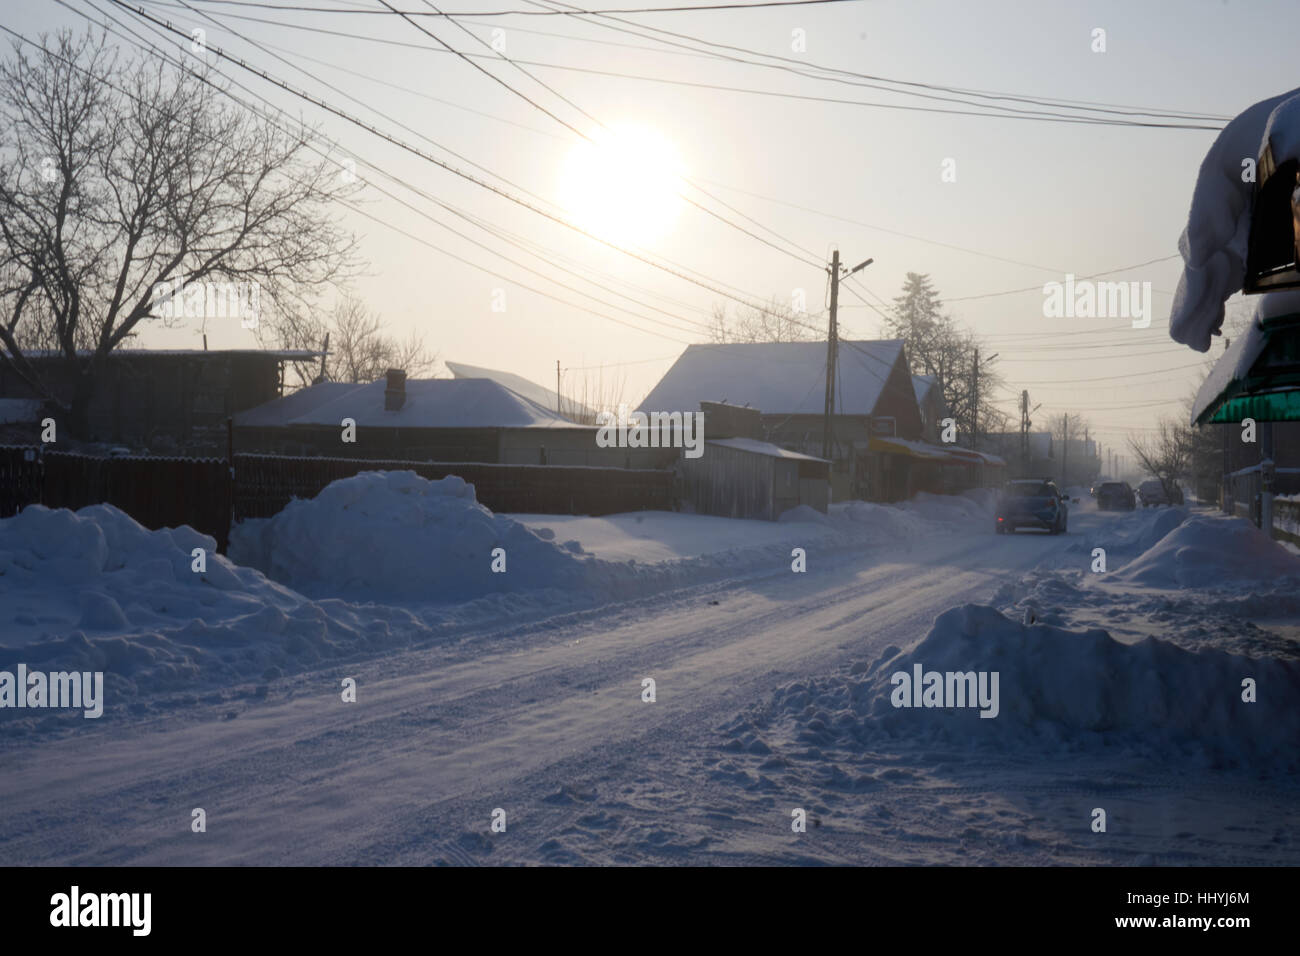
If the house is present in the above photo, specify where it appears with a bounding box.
[1191,298,1300,529]
[912,374,949,443]
[234,371,676,468]
[637,340,927,501]
[0,348,318,451]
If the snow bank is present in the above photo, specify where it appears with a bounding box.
[1114,514,1300,589]
[735,604,1300,768]
[1170,87,1300,351]
[894,491,991,526]
[229,471,589,602]
[1073,504,1188,558]
[0,504,429,719]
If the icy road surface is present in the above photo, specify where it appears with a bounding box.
[1,505,1297,866]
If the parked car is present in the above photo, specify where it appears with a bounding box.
[995,478,1069,534]
[1096,480,1136,511]
[1138,478,1183,507]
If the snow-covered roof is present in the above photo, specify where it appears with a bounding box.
[1171,87,1300,352]
[1191,288,1300,424]
[16,348,321,360]
[637,340,906,415]
[445,360,591,421]
[868,435,952,460]
[706,437,828,462]
[234,377,586,429]
[912,374,937,403]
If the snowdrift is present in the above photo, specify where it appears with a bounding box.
[229,471,590,602]
[1071,504,1188,560]
[1114,514,1300,589]
[0,504,428,717]
[735,604,1300,768]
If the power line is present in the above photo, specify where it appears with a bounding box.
[112,0,781,314]
[525,0,1229,123]
[53,4,725,346]
[173,0,871,14]
[133,0,1225,130]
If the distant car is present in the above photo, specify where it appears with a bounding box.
[1138,479,1183,507]
[1096,480,1136,511]
[995,478,1069,535]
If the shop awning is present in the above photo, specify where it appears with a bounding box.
[1193,306,1300,425]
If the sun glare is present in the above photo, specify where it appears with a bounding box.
[558,123,685,246]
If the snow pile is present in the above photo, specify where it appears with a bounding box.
[831,499,932,541]
[894,491,990,526]
[1170,87,1300,351]
[733,604,1300,768]
[1074,504,1188,558]
[1114,514,1300,589]
[229,470,589,602]
[0,504,428,716]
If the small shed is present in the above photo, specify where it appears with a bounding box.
[680,437,830,520]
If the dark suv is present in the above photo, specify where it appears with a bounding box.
[1096,480,1136,511]
[995,479,1069,535]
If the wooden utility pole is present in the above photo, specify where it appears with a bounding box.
[1062,413,1070,486]
[822,249,840,461]
[971,347,978,451]
[556,359,562,417]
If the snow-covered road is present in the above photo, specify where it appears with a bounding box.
[3,506,1297,866]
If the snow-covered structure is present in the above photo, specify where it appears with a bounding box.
[638,340,926,500]
[1172,88,1300,525]
[234,373,673,467]
[445,360,595,422]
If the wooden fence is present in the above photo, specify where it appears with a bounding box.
[232,454,675,520]
[0,448,675,552]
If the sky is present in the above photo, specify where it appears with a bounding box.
[9,0,1299,460]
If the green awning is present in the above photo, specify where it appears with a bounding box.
[1193,309,1300,425]
[1206,389,1300,423]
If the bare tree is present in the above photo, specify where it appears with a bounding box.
[322,296,435,384]
[562,366,627,425]
[0,29,358,434]
[707,296,817,344]
[1128,418,1192,501]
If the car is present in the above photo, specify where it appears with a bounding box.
[995,478,1069,535]
[1095,480,1136,511]
[1137,478,1183,507]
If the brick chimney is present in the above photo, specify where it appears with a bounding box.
[384,368,406,411]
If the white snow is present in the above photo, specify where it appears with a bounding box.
[3,494,1299,865]
[740,603,1299,768]
[636,339,904,415]
[1170,87,1300,352]
[1113,513,1300,588]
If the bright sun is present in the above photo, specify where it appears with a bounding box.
[558,123,685,246]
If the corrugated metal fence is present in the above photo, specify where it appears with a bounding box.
[0,448,674,552]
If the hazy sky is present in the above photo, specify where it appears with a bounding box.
[13,0,1299,457]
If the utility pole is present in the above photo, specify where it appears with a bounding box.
[822,249,839,461]
[1020,390,1029,475]
[822,250,873,461]
[556,359,562,418]
[1062,414,1069,487]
